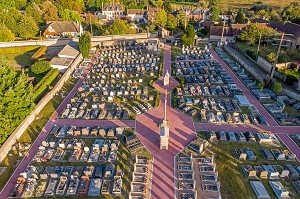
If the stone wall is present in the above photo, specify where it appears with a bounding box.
[0,39,72,47]
[0,33,158,48]
[0,53,83,162]
[224,46,267,82]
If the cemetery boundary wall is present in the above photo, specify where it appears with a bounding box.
[0,53,83,162]
[224,46,267,82]
[0,33,158,48]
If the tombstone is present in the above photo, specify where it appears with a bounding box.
[281,170,290,178]
[239,153,247,160]
[260,171,268,179]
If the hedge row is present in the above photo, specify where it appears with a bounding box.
[34,68,59,101]
[246,50,258,61]
[31,45,47,60]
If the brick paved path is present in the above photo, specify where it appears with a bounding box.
[135,43,197,199]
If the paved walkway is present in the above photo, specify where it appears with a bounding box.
[56,119,135,128]
[135,43,196,199]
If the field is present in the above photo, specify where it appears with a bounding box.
[198,132,300,199]
[171,0,295,10]
[0,46,39,67]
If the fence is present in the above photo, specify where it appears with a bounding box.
[0,54,83,162]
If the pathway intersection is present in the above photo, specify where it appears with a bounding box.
[0,43,300,199]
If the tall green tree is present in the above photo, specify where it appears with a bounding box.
[25,3,43,23]
[240,23,276,45]
[155,10,167,28]
[182,24,195,46]
[235,8,245,24]
[17,15,39,39]
[78,32,91,58]
[0,23,15,42]
[0,56,35,144]
[210,6,220,22]
[166,14,177,30]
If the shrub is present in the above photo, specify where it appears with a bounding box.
[246,50,258,60]
[31,60,51,74]
[31,45,47,60]
[271,82,283,93]
[33,68,59,101]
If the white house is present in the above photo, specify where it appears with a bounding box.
[102,4,123,20]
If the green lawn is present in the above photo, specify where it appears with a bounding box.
[198,132,300,199]
[0,46,40,67]
[235,42,299,63]
[171,46,182,61]
[0,78,78,191]
[284,105,300,115]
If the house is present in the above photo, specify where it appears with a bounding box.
[43,21,83,38]
[147,7,161,22]
[269,22,300,50]
[209,26,235,42]
[102,4,123,20]
[127,9,144,21]
[50,44,80,72]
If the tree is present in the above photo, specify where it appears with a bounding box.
[176,11,185,28]
[240,23,276,45]
[41,1,59,21]
[285,2,300,24]
[166,14,177,30]
[155,10,167,28]
[271,82,283,93]
[257,82,265,90]
[104,18,136,35]
[17,15,39,39]
[235,8,245,24]
[31,60,51,74]
[210,6,220,22]
[181,24,195,46]
[156,0,163,8]
[0,23,15,42]
[266,53,276,64]
[25,3,43,23]
[163,0,172,13]
[0,56,35,144]
[79,32,91,58]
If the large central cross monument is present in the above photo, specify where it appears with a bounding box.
[160,90,170,150]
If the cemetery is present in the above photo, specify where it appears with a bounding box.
[129,156,153,199]
[173,45,266,124]
[215,47,300,126]
[61,43,162,120]
[175,137,221,199]
[10,123,153,198]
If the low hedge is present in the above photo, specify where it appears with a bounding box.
[34,68,59,101]
[246,50,258,60]
[31,45,47,60]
